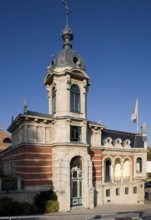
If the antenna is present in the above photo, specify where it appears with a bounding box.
[62,0,71,27]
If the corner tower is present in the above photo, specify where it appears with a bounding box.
[44,11,90,121]
[44,2,94,211]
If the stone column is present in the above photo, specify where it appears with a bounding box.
[111,162,114,183]
[121,164,124,183]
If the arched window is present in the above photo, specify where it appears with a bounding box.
[136,157,142,173]
[123,159,130,182]
[114,158,121,182]
[52,87,56,114]
[105,159,112,182]
[70,85,80,112]
[71,156,82,170]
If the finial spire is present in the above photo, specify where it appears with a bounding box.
[61,0,73,49]
[24,97,27,113]
[62,0,71,27]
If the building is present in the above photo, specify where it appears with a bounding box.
[0,126,11,175]
[0,126,11,152]
[0,9,147,212]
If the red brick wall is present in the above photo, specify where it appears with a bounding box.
[89,149,102,183]
[2,145,52,189]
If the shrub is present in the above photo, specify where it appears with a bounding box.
[0,197,35,216]
[18,202,36,215]
[45,200,59,213]
[0,197,14,216]
[33,190,58,213]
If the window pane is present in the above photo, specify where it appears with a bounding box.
[70,126,81,142]
[79,181,82,197]
[70,85,80,112]
[136,158,142,173]
[116,188,120,196]
[71,156,82,170]
[125,187,129,194]
[105,160,111,182]
[72,181,78,197]
[106,189,110,197]
[52,88,56,113]
[73,171,77,178]
[133,187,137,194]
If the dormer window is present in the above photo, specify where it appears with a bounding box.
[113,138,122,147]
[122,139,131,148]
[103,137,112,145]
[70,84,80,112]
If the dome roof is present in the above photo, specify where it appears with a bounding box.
[51,48,86,70]
[50,25,86,71]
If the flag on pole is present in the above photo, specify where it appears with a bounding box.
[131,98,138,123]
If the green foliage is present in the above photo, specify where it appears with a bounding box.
[0,196,35,216]
[0,197,15,216]
[2,176,17,191]
[0,190,58,215]
[17,202,36,215]
[33,190,58,213]
[45,200,59,213]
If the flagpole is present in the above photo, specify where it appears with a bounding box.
[131,98,138,133]
[136,99,139,133]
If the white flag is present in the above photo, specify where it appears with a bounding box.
[131,98,138,123]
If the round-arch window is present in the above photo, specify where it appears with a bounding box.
[71,156,82,170]
[3,137,11,143]
[73,57,79,64]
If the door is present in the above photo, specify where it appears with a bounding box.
[70,156,83,206]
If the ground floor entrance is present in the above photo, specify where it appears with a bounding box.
[70,156,83,207]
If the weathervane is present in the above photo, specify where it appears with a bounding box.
[62,0,71,26]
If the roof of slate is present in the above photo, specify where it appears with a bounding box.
[24,111,52,118]
[102,128,144,148]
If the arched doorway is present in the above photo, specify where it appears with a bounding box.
[70,156,83,207]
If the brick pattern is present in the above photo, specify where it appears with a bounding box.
[3,145,52,188]
[90,149,102,183]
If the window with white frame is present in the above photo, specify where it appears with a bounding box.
[136,157,142,173]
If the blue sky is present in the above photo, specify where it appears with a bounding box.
[0,0,151,145]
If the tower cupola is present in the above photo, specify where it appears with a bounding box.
[46,0,86,71]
